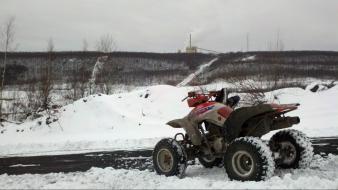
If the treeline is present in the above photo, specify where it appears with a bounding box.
[0,51,211,61]
[0,51,213,86]
[1,50,337,88]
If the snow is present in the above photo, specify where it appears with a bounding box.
[0,154,337,189]
[241,55,256,61]
[177,57,218,87]
[262,84,338,138]
[0,83,337,156]
[9,164,40,168]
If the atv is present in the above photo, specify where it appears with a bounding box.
[153,89,313,181]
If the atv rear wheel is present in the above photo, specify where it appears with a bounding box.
[224,137,275,181]
[153,138,187,177]
[198,156,223,168]
[269,129,313,169]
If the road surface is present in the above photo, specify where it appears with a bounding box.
[0,137,337,175]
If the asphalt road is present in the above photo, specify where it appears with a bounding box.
[0,137,337,175]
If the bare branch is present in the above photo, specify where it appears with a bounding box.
[96,34,116,53]
[0,16,16,52]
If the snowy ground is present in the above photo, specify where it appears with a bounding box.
[0,154,337,189]
[0,82,337,156]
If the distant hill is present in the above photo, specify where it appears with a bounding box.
[0,51,337,87]
[0,51,213,86]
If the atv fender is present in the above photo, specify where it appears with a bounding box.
[167,117,202,145]
[224,104,274,141]
[167,119,184,128]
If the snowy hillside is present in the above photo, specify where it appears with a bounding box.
[0,84,337,156]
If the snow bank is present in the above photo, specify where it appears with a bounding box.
[0,85,188,156]
[0,154,337,189]
[0,83,337,156]
[263,84,338,138]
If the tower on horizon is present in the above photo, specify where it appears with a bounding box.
[185,34,197,53]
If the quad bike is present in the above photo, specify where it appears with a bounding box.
[153,89,313,181]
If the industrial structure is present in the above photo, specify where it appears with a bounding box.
[185,34,198,53]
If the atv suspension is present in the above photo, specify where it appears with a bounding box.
[198,124,215,158]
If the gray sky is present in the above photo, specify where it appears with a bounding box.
[1,0,337,52]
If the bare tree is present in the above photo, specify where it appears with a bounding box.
[67,65,79,101]
[96,68,113,94]
[29,38,63,129]
[0,16,16,122]
[230,79,267,106]
[26,80,41,119]
[10,89,25,122]
[66,63,88,101]
[96,34,116,53]
[39,38,54,110]
[78,66,88,98]
[276,29,284,51]
[82,39,88,51]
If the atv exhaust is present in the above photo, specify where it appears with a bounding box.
[271,116,300,130]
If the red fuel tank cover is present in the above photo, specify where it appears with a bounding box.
[217,106,233,118]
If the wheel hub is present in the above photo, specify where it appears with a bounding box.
[231,150,254,177]
[279,141,297,165]
[157,149,174,172]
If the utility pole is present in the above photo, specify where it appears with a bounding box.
[246,33,250,52]
[276,29,280,51]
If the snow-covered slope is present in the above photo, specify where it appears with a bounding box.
[0,84,337,156]
[177,57,218,87]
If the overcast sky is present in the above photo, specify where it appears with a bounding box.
[0,0,337,52]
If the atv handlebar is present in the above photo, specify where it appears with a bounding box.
[188,91,220,98]
[183,90,224,107]
[181,91,219,102]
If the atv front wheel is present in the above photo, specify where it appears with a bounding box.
[153,138,187,177]
[224,137,275,181]
[269,129,313,169]
[198,156,223,168]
